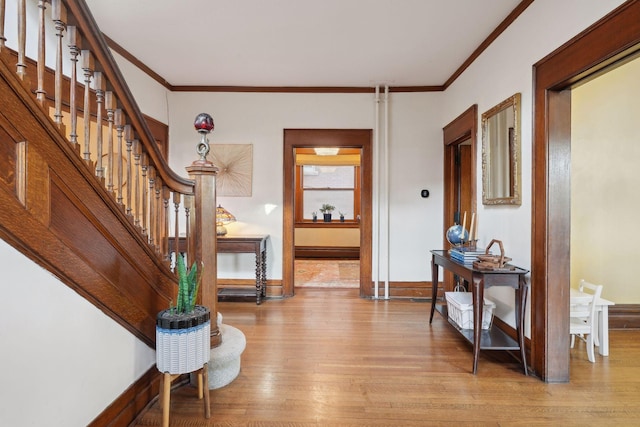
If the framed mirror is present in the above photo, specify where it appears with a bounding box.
[481,93,521,205]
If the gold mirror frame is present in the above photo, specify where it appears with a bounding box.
[481,93,521,205]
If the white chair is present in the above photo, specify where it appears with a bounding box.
[570,279,603,363]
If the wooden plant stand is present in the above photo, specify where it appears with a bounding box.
[160,363,211,427]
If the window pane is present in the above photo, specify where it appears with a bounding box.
[303,190,354,219]
[303,166,354,189]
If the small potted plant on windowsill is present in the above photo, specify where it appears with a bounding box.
[156,254,210,375]
[312,211,318,222]
[339,211,345,222]
[319,204,335,222]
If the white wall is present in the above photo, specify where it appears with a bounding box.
[0,240,156,427]
[115,0,630,309]
[1,1,634,423]
[441,0,627,325]
[571,56,640,303]
[112,51,170,124]
[165,90,444,282]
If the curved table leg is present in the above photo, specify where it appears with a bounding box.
[471,274,484,375]
[429,255,439,323]
[516,277,529,375]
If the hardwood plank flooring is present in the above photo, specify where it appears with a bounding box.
[134,288,640,426]
[295,260,359,288]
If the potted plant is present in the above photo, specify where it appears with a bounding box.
[339,211,345,222]
[156,254,211,375]
[319,203,335,222]
[312,211,318,222]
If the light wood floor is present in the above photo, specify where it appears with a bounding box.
[294,259,359,288]
[134,288,640,426]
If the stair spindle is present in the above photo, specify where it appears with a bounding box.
[115,109,125,206]
[51,0,66,128]
[0,0,6,51]
[124,125,133,215]
[16,0,27,80]
[67,26,80,146]
[105,90,115,190]
[35,0,47,106]
[81,50,94,164]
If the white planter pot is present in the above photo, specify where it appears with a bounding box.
[156,305,211,374]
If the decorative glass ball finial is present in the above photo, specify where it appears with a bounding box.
[193,113,214,161]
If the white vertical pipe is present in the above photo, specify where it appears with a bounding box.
[384,85,390,299]
[373,86,380,299]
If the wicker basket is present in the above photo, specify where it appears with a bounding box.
[445,292,495,330]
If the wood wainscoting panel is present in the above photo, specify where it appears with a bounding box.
[0,58,176,347]
[0,120,18,193]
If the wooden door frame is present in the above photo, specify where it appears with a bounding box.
[442,105,478,291]
[283,129,373,298]
[531,1,640,382]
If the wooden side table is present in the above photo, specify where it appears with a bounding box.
[429,250,529,375]
[217,235,269,304]
[169,235,269,304]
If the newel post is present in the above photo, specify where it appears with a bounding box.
[186,113,221,347]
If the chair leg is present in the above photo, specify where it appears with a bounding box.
[570,334,575,348]
[586,334,595,363]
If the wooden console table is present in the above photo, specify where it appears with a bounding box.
[169,235,269,305]
[429,250,529,375]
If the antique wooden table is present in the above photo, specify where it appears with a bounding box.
[217,235,269,304]
[429,250,529,375]
[169,235,269,304]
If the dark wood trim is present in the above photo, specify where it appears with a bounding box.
[283,129,373,298]
[99,2,532,93]
[442,105,477,291]
[170,85,443,93]
[295,221,360,228]
[88,367,167,427]
[295,246,360,259]
[362,281,440,299]
[103,34,173,90]
[443,0,534,89]
[609,304,640,330]
[532,1,640,382]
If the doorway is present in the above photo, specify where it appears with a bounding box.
[442,105,478,292]
[283,129,373,298]
[531,1,640,381]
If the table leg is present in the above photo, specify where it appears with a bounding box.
[429,256,439,323]
[516,277,528,375]
[261,250,267,298]
[471,275,484,375]
[255,250,262,305]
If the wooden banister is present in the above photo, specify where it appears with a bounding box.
[0,0,218,349]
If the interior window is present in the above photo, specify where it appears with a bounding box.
[295,148,361,223]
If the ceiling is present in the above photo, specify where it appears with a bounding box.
[84,0,524,89]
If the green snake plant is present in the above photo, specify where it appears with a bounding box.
[173,253,202,314]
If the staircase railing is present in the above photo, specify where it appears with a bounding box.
[0,0,219,346]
